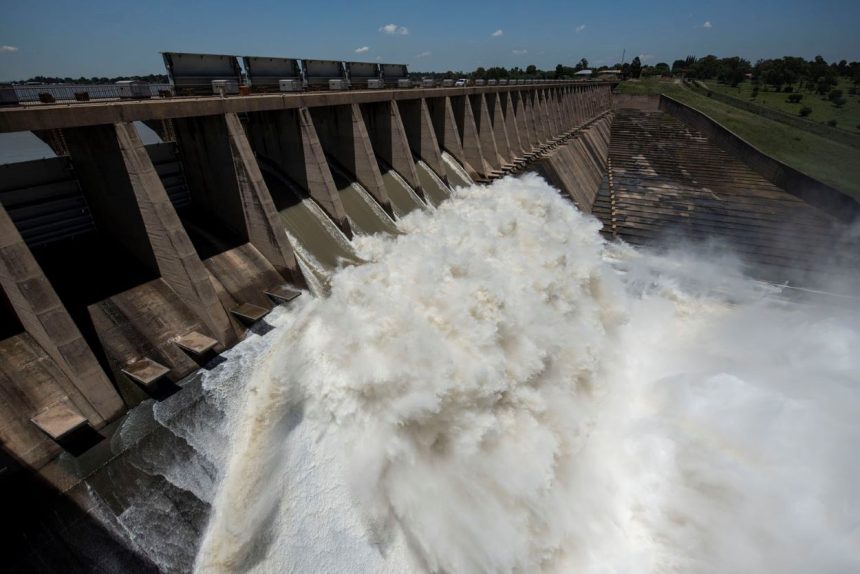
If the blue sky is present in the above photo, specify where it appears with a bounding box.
[1,0,858,80]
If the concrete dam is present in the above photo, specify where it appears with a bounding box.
[1,57,859,572]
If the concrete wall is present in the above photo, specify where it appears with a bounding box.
[530,115,613,212]
[659,95,860,222]
[0,83,614,478]
[0,82,618,133]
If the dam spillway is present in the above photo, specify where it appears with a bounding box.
[0,79,612,546]
[1,76,859,571]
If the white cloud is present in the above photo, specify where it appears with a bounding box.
[576,24,586,32]
[512,49,528,55]
[0,45,19,53]
[355,46,370,54]
[638,54,654,62]
[491,29,504,37]
[703,21,712,28]
[415,51,432,59]
[379,23,409,35]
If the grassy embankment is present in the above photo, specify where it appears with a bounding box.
[703,78,860,133]
[615,79,860,198]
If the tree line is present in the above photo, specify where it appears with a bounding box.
[672,55,859,90]
[414,55,860,89]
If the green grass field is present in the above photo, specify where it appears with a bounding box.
[615,79,860,198]
[703,79,860,133]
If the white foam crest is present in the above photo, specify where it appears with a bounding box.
[196,174,860,574]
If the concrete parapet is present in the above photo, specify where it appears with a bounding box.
[0,82,619,134]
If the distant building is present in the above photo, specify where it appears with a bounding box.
[597,70,621,80]
[574,69,593,80]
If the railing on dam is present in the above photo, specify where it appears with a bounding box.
[0,82,614,472]
[5,83,174,104]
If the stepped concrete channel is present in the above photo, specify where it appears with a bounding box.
[1,84,857,570]
[0,81,613,570]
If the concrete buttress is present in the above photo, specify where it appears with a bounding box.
[450,95,492,178]
[488,93,513,163]
[425,96,478,180]
[65,122,237,347]
[245,108,352,237]
[360,100,424,199]
[0,204,124,425]
[223,113,304,285]
[308,104,393,214]
[397,98,446,180]
[471,94,502,170]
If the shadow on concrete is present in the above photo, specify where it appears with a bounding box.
[0,445,159,573]
[56,424,105,457]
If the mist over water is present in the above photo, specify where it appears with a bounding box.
[195,174,860,573]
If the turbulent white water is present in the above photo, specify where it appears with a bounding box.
[195,174,860,574]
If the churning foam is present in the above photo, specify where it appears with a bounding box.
[196,174,860,573]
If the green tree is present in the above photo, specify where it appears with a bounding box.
[716,57,751,87]
[630,57,642,78]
